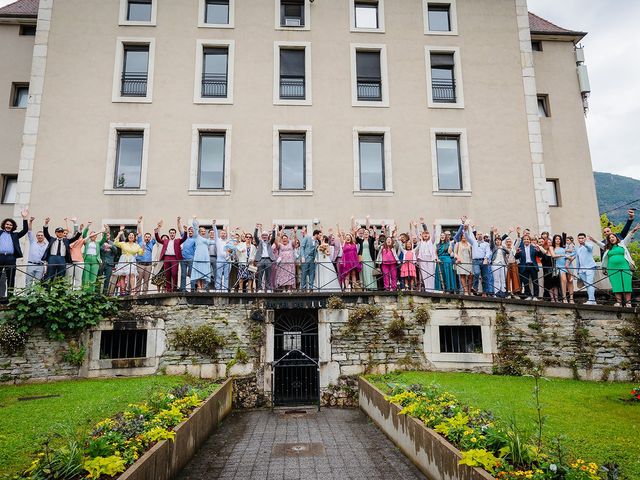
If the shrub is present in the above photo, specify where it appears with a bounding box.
[347,304,382,331]
[8,278,119,341]
[172,324,226,358]
[387,317,406,342]
[326,296,345,309]
[61,341,86,367]
[24,433,84,480]
[413,305,431,326]
[0,322,27,356]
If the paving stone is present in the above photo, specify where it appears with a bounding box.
[176,408,426,480]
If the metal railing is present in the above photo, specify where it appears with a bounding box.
[201,73,228,97]
[432,78,456,103]
[121,72,148,97]
[357,80,382,101]
[1,259,637,307]
[280,77,305,99]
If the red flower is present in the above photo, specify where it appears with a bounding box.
[637,395,640,400]
[632,390,637,395]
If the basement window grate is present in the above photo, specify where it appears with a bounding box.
[99,330,148,359]
[439,326,482,353]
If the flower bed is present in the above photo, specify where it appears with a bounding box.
[22,380,220,480]
[383,382,605,480]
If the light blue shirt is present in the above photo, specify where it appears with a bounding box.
[181,236,196,260]
[27,231,48,263]
[574,243,596,270]
[465,231,491,261]
[136,234,156,262]
[0,231,14,255]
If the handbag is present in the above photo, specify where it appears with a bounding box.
[247,264,258,273]
[551,267,559,278]
[372,267,382,276]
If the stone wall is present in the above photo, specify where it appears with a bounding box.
[1,294,638,389]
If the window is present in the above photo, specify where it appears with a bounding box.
[205,0,229,24]
[537,95,550,117]
[280,0,304,27]
[356,51,381,101]
[100,330,148,359]
[119,0,156,25]
[427,4,450,31]
[114,131,144,189]
[355,2,378,29]
[279,48,305,100]
[11,83,29,108]
[121,45,149,97]
[439,326,482,353]
[1,175,17,204]
[425,46,463,108]
[546,179,559,207]
[198,132,225,189]
[430,53,455,103]
[127,0,152,21]
[19,25,36,36]
[358,135,385,190]
[435,135,462,190]
[202,47,228,97]
[531,40,543,52]
[423,0,457,35]
[430,127,470,195]
[194,40,234,104]
[279,133,306,190]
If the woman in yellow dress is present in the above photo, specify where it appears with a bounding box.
[114,226,144,295]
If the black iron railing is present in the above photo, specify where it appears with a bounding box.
[432,78,456,103]
[201,73,228,98]
[121,72,148,97]
[280,77,305,99]
[357,80,382,101]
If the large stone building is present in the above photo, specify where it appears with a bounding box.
[1,0,599,237]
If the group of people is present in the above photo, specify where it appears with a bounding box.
[0,209,637,307]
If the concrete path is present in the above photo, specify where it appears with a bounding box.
[177,408,426,480]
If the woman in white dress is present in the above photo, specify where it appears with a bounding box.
[315,235,341,292]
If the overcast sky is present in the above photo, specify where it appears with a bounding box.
[1,0,637,179]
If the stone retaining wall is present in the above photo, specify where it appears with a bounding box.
[1,293,638,388]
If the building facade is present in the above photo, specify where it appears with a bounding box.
[1,0,600,237]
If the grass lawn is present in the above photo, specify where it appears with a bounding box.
[368,371,640,480]
[0,375,188,478]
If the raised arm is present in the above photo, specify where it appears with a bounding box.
[620,209,635,239]
[154,220,163,243]
[43,218,51,241]
[16,208,29,239]
[623,224,640,245]
[192,215,199,231]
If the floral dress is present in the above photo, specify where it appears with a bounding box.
[114,241,143,276]
[275,242,296,288]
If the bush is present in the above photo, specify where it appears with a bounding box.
[8,279,119,341]
[347,304,382,331]
[326,296,345,309]
[172,324,226,358]
[387,317,406,342]
[0,322,27,356]
[62,341,86,367]
[413,305,431,326]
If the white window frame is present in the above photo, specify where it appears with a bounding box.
[425,45,464,109]
[104,123,150,195]
[193,39,235,105]
[273,41,312,106]
[352,126,393,196]
[349,0,385,33]
[275,0,311,31]
[430,127,471,197]
[355,218,396,232]
[112,37,156,104]
[545,179,560,207]
[189,124,232,196]
[198,0,235,28]
[272,125,313,196]
[119,0,157,26]
[423,0,458,35]
[273,219,314,234]
[350,43,389,107]
[433,219,462,238]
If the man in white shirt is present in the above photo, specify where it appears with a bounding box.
[25,216,48,288]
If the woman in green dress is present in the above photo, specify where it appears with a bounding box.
[357,227,377,290]
[602,227,638,307]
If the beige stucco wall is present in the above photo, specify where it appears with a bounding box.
[0,23,34,219]
[533,40,601,238]
[19,0,594,238]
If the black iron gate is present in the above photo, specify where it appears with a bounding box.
[272,309,319,408]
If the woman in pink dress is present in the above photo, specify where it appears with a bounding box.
[274,231,296,291]
[400,240,418,290]
[376,237,399,291]
[338,232,361,290]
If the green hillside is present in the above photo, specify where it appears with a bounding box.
[593,171,640,225]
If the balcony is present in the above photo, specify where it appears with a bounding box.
[121,72,148,97]
[280,77,305,99]
[357,80,382,101]
[432,78,456,103]
[202,73,228,98]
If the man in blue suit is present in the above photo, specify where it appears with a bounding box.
[516,234,542,299]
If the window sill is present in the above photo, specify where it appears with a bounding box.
[432,190,471,197]
[9,106,27,110]
[352,100,389,108]
[273,98,312,106]
[112,96,153,104]
[198,23,234,29]
[353,191,394,197]
[188,189,231,196]
[272,190,313,196]
[350,27,386,34]
[104,189,147,196]
[194,97,233,105]
[424,30,458,36]
[118,21,157,27]
[275,25,310,31]
[427,102,464,109]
